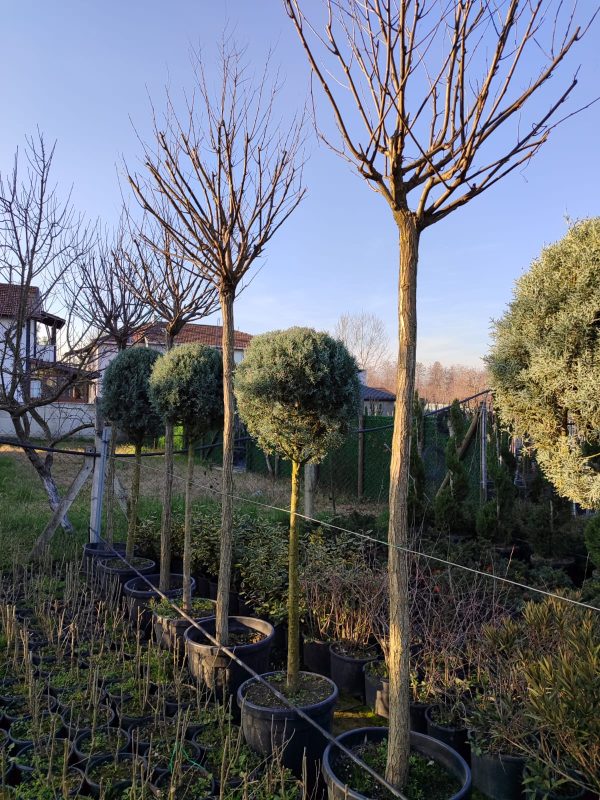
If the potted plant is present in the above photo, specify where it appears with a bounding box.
[100,347,163,563]
[149,343,224,599]
[234,327,359,778]
[321,727,471,800]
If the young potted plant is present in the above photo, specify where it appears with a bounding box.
[234,327,360,778]
[98,348,163,588]
[123,344,223,637]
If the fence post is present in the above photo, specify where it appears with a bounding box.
[89,422,111,543]
[304,463,317,519]
[480,400,487,503]
[357,412,365,500]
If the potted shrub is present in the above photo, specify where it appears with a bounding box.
[149,343,224,598]
[100,347,163,562]
[234,327,359,778]
[321,727,471,800]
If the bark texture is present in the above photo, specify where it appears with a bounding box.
[183,439,195,612]
[215,290,236,645]
[386,212,419,788]
[159,421,174,592]
[287,459,301,691]
[127,442,142,559]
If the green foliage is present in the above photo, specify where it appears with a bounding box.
[434,426,473,533]
[149,343,223,440]
[584,513,600,567]
[488,218,600,509]
[234,327,360,464]
[101,348,163,444]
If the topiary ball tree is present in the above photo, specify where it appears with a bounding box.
[234,327,360,691]
[149,343,224,602]
[101,347,163,557]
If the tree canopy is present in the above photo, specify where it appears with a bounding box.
[234,327,360,465]
[488,219,600,509]
[149,343,224,440]
[101,347,163,444]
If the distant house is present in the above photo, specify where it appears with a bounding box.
[361,384,396,417]
[89,321,253,401]
[0,283,71,400]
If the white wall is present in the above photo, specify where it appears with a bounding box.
[0,402,95,439]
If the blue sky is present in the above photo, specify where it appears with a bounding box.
[2,1,598,367]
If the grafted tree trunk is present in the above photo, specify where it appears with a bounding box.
[287,459,302,691]
[386,212,419,788]
[127,441,142,559]
[216,289,236,645]
[183,438,195,612]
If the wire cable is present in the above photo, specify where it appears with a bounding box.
[127,457,600,613]
[88,536,411,800]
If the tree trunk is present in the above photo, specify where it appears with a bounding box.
[105,433,117,545]
[11,415,74,533]
[287,459,301,691]
[183,438,194,612]
[216,289,235,645]
[386,211,419,789]
[159,420,174,591]
[127,441,142,559]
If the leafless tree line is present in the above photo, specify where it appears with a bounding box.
[372,358,488,404]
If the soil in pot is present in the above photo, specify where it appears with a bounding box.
[123,573,194,631]
[330,642,378,700]
[238,671,338,784]
[151,767,215,800]
[73,726,130,763]
[426,704,470,764]
[85,753,147,798]
[323,728,471,800]
[152,597,216,652]
[184,616,275,705]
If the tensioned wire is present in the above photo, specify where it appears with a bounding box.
[127,456,600,613]
[89,533,411,800]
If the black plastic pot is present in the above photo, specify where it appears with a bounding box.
[329,643,377,700]
[72,726,131,764]
[153,600,216,652]
[425,705,470,764]
[96,557,156,597]
[82,541,127,575]
[471,750,526,800]
[322,727,471,800]
[238,671,338,782]
[302,639,331,677]
[85,753,147,798]
[410,701,432,734]
[184,616,275,704]
[363,663,389,718]
[123,573,194,631]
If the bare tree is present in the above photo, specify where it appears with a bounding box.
[334,311,389,378]
[284,0,595,787]
[0,134,96,528]
[127,43,305,643]
[70,224,152,356]
[125,213,218,592]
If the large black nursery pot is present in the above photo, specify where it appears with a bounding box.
[322,727,471,800]
[184,616,275,707]
[153,597,216,652]
[303,639,331,677]
[123,573,195,631]
[409,701,432,734]
[363,662,389,718]
[96,556,155,598]
[425,704,470,764]
[329,642,377,700]
[238,671,338,782]
[471,750,526,800]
